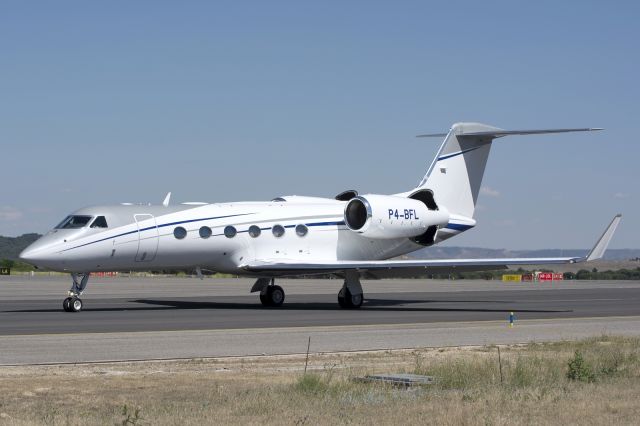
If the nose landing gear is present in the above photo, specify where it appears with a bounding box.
[62,273,89,312]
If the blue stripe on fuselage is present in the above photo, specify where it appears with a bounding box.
[307,221,345,227]
[445,223,474,231]
[61,216,346,253]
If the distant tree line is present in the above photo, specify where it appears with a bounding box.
[428,267,640,281]
[566,268,640,280]
[2,259,640,280]
[0,258,35,272]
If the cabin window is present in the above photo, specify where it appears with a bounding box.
[199,226,212,239]
[248,225,261,238]
[55,215,93,229]
[295,224,308,237]
[224,225,237,238]
[272,224,285,238]
[90,216,108,228]
[173,226,187,239]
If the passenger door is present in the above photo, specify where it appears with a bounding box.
[134,214,159,262]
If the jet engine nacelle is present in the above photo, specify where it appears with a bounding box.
[344,194,449,239]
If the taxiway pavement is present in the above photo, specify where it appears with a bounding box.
[1,276,639,364]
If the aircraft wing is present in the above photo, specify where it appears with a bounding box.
[241,215,621,278]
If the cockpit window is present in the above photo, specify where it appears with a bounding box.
[90,216,108,228]
[55,215,93,229]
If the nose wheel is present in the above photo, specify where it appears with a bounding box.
[62,272,89,312]
[63,297,83,312]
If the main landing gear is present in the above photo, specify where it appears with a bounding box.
[63,273,89,312]
[251,273,365,309]
[337,271,364,309]
[252,278,286,307]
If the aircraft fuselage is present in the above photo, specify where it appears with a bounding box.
[20,198,466,274]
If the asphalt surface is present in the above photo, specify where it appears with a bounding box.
[2,277,640,364]
[1,281,639,336]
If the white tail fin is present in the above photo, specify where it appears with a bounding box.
[412,122,602,218]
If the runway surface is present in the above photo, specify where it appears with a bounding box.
[1,276,640,364]
[2,288,640,335]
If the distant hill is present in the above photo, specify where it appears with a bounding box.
[408,246,640,261]
[0,234,41,260]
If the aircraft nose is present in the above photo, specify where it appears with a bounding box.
[19,238,59,266]
[19,246,42,263]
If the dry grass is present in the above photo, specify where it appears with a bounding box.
[1,336,639,425]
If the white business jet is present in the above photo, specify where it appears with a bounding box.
[19,122,621,312]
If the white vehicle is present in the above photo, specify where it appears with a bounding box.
[20,122,621,312]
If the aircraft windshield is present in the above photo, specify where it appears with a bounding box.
[55,215,93,229]
[90,216,108,228]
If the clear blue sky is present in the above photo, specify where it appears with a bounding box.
[1,1,638,249]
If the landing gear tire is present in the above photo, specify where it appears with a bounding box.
[259,293,270,306]
[337,288,347,308]
[260,285,285,307]
[70,297,83,312]
[338,287,363,309]
[63,297,82,312]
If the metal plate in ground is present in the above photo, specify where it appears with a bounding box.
[356,374,435,386]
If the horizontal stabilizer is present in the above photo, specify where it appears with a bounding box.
[462,128,603,138]
[416,132,448,138]
[417,127,603,139]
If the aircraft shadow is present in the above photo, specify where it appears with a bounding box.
[129,298,570,314]
[2,298,571,314]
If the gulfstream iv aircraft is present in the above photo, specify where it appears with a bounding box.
[20,122,621,312]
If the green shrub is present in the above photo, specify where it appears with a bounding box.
[567,351,595,382]
[295,374,328,395]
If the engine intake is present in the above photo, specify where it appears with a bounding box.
[344,194,449,239]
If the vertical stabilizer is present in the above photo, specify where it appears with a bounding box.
[416,122,499,218]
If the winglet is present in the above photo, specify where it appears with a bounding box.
[162,192,171,207]
[584,214,622,261]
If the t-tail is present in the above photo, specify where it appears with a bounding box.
[410,122,602,220]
